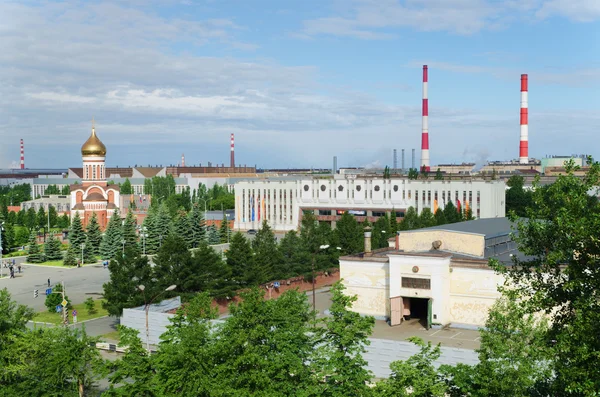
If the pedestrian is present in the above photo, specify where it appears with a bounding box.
[48,278,51,287]
[18,265,21,273]
[12,259,15,266]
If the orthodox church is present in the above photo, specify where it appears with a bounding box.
[70,120,120,230]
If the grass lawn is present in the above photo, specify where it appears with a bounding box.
[25,260,65,267]
[100,330,121,343]
[33,299,108,325]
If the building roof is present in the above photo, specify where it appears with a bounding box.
[413,217,516,239]
[84,192,105,201]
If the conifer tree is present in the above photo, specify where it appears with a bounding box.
[82,236,96,264]
[334,212,364,255]
[434,208,447,226]
[174,212,193,248]
[400,207,420,230]
[43,233,63,261]
[219,214,230,243]
[189,203,206,247]
[63,244,78,266]
[226,232,254,288]
[443,201,461,223]
[418,208,436,228]
[122,210,140,256]
[249,221,282,285]
[99,209,123,260]
[26,232,45,263]
[86,213,102,255]
[68,212,86,248]
[207,224,220,245]
[145,203,171,254]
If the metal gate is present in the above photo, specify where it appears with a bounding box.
[390,296,403,326]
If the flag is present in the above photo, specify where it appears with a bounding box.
[262,198,266,221]
[457,199,462,213]
[465,200,470,212]
[251,196,255,221]
[140,195,143,203]
[433,199,438,213]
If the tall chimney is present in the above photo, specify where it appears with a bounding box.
[333,156,337,175]
[181,153,185,167]
[395,231,400,250]
[421,65,430,171]
[519,74,529,164]
[230,133,235,168]
[412,148,415,170]
[20,139,25,169]
[401,149,405,172]
[364,227,372,254]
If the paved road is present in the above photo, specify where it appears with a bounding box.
[0,262,110,311]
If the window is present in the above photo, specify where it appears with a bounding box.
[395,211,405,218]
[318,210,331,216]
[372,211,386,217]
[402,277,431,289]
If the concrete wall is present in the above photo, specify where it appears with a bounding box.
[398,231,485,257]
[121,309,175,346]
[340,259,389,319]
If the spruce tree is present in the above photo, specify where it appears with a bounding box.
[418,208,436,228]
[219,214,230,243]
[122,210,140,256]
[434,208,447,225]
[189,203,206,247]
[43,233,63,261]
[99,209,123,260]
[68,212,86,248]
[249,221,282,285]
[63,244,78,266]
[82,236,97,264]
[145,203,171,254]
[226,232,254,288]
[443,201,461,224]
[26,232,45,263]
[86,212,102,255]
[334,212,364,255]
[174,212,193,248]
[207,224,220,245]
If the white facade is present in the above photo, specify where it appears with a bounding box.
[234,178,506,232]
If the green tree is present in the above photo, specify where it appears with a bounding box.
[189,203,206,247]
[84,297,97,315]
[505,175,533,217]
[418,207,436,228]
[226,232,254,287]
[58,213,70,229]
[44,184,60,195]
[206,224,220,245]
[61,185,71,195]
[63,244,78,266]
[400,207,420,230]
[335,212,364,255]
[315,281,375,396]
[44,282,71,312]
[16,209,25,226]
[122,210,140,256]
[443,201,461,223]
[152,234,196,299]
[174,211,193,248]
[25,207,36,230]
[494,160,600,395]
[120,178,132,194]
[249,221,282,285]
[43,233,63,261]
[219,214,231,243]
[99,210,123,260]
[145,203,171,254]
[68,212,86,248]
[26,232,44,263]
[376,337,446,397]
[102,253,155,317]
[82,235,96,264]
[36,206,46,233]
[408,168,419,180]
[47,204,58,228]
[278,230,310,278]
[434,168,444,180]
[434,208,447,225]
[86,212,102,255]
[372,215,392,249]
[192,242,235,300]
[420,166,430,180]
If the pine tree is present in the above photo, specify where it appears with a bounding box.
[44,233,63,261]
[122,210,140,256]
[390,210,399,234]
[334,212,364,255]
[63,244,78,266]
[434,208,447,225]
[207,224,220,245]
[145,203,171,254]
[69,212,86,248]
[443,201,461,224]
[86,213,102,256]
[82,236,96,264]
[249,221,282,285]
[99,209,123,260]
[174,212,193,248]
[400,207,420,230]
[219,214,230,243]
[226,232,254,288]
[418,208,436,228]
[189,203,206,247]
[26,232,45,263]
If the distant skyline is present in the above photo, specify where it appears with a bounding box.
[0,0,598,169]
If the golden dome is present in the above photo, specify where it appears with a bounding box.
[81,127,107,156]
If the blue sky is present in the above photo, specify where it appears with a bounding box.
[0,0,598,169]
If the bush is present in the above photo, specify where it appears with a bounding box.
[44,284,71,312]
[84,297,97,314]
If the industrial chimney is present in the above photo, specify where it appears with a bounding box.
[519,74,529,164]
[230,133,235,168]
[421,65,430,171]
[181,153,185,167]
[20,139,24,169]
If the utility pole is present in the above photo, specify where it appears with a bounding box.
[62,281,67,326]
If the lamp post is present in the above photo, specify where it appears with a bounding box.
[137,284,176,353]
[225,214,230,243]
[197,198,208,214]
[80,243,85,266]
[138,226,148,255]
[0,221,4,279]
[122,239,126,257]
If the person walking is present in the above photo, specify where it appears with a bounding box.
[48,278,51,287]
[17,265,21,273]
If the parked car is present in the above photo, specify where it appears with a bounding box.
[247,229,257,235]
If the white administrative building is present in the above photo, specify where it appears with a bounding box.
[234,177,506,232]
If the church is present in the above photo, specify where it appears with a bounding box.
[70,120,120,230]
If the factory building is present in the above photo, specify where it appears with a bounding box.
[340,217,519,328]
[234,177,506,232]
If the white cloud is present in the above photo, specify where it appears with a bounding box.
[300,0,600,39]
[28,92,96,104]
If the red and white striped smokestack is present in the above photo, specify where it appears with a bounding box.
[230,133,235,168]
[519,74,529,164]
[181,153,185,167]
[20,139,24,169]
[421,65,430,171]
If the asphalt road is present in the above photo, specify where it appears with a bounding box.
[0,260,110,311]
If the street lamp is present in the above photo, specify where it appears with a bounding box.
[137,284,176,353]
[80,243,85,266]
[159,235,163,248]
[311,244,341,311]
[138,226,148,255]
[122,239,126,257]
[197,198,208,214]
[0,221,4,279]
[225,214,230,243]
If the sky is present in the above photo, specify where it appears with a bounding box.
[0,0,598,170]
